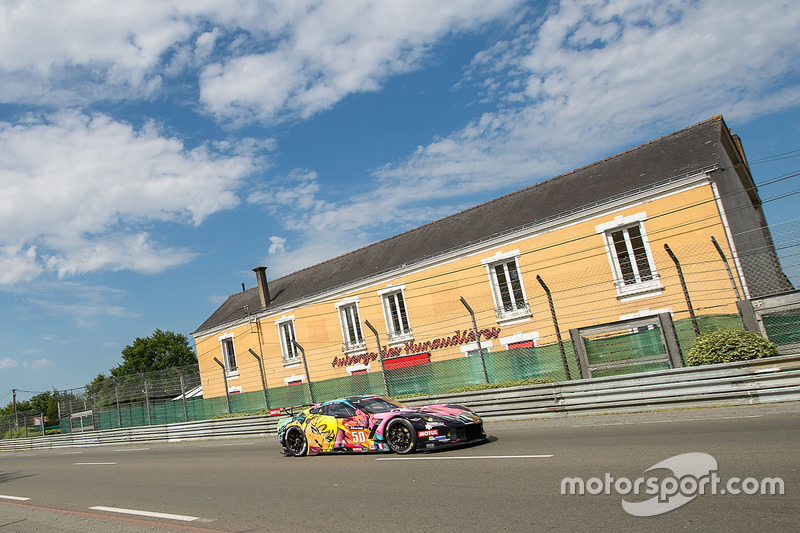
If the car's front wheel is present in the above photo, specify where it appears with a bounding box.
[284,427,308,456]
[385,418,417,454]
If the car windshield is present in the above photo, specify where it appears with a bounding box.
[349,397,407,414]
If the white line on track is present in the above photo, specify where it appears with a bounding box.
[89,506,199,522]
[571,414,763,427]
[0,494,31,501]
[114,448,150,452]
[59,451,83,455]
[74,462,117,465]
[377,454,553,461]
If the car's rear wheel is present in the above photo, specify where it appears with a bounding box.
[284,427,308,456]
[385,418,416,454]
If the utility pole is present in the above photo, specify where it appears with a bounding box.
[12,388,18,430]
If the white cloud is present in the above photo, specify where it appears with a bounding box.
[0,110,256,283]
[22,281,134,329]
[258,0,800,274]
[0,0,523,117]
[381,0,800,187]
[0,357,18,370]
[30,358,53,369]
[198,0,524,122]
[0,0,195,103]
[268,236,287,255]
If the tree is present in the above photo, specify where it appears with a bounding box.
[28,391,59,425]
[112,329,197,376]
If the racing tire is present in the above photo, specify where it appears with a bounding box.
[385,418,417,454]
[284,427,308,457]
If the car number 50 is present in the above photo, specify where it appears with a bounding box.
[351,430,367,443]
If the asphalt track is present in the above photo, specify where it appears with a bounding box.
[1,402,798,532]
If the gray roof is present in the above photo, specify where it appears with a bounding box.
[193,116,732,336]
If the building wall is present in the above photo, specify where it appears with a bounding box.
[195,174,746,399]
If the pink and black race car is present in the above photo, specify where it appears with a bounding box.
[277,395,486,456]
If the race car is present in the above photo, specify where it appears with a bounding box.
[277,395,486,456]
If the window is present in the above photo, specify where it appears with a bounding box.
[596,213,662,300]
[322,402,357,418]
[508,340,534,349]
[610,225,653,285]
[482,251,531,322]
[378,286,412,342]
[383,352,429,369]
[346,363,370,375]
[276,317,300,364]
[460,340,494,357]
[336,299,365,351]
[219,334,238,376]
[500,331,540,350]
[284,374,305,386]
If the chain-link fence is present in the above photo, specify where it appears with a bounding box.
[6,219,799,437]
[0,409,52,439]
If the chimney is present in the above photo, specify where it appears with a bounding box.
[253,266,270,309]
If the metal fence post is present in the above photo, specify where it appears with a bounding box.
[247,349,270,410]
[711,236,742,300]
[140,374,152,425]
[736,299,760,334]
[213,357,232,414]
[88,387,96,431]
[66,390,73,431]
[657,312,685,367]
[665,243,700,338]
[460,297,489,383]
[365,320,390,397]
[569,328,590,379]
[536,276,571,380]
[174,367,190,422]
[291,340,315,404]
[110,378,122,429]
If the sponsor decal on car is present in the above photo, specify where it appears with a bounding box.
[418,429,439,437]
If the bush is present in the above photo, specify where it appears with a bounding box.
[686,328,779,366]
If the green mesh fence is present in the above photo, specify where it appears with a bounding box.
[583,327,671,378]
[485,343,580,383]
[310,372,387,400]
[66,342,584,432]
[675,314,743,354]
[62,311,795,433]
[762,312,800,350]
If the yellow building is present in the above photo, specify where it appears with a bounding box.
[192,116,791,403]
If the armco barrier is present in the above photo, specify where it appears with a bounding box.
[405,353,800,418]
[2,354,799,452]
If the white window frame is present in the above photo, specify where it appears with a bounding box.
[218,333,239,377]
[284,374,306,386]
[460,339,495,357]
[481,250,532,323]
[346,363,371,375]
[275,315,300,365]
[377,285,413,344]
[596,213,663,301]
[335,297,366,352]
[499,331,541,349]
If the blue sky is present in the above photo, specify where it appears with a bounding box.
[1,0,799,404]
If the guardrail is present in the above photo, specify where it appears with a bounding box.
[2,354,799,452]
[405,353,800,419]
